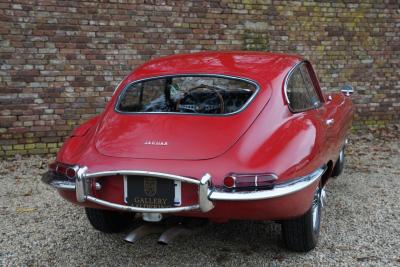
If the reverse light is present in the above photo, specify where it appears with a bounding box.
[223,173,277,190]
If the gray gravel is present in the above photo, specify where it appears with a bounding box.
[1,135,400,266]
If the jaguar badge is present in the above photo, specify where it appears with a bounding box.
[143,177,157,197]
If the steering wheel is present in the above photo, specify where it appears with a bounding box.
[176,84,225,114]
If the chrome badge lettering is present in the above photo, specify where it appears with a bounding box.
[144,140,168,146]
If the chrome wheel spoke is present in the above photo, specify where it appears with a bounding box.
[311,186,324,232]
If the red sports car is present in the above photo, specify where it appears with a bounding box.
[42,52,353,252]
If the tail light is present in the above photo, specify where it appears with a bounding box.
[223,173,277,191]
[48,162,100,190]
[223,176,236,188]
[49,162,78,180]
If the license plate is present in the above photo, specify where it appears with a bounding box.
[124,176,181,208]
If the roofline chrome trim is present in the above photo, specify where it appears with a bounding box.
[113,73,260,117]
[112,74,130,96]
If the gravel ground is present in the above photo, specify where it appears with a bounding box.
[1,133,400,266]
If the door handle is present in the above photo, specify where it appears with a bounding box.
[326,119,334,126]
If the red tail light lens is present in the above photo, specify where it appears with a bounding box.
[66,167,77,179]
[223,176,236,188]
[223,173,277,190]
[56,164,66,175]
[49,162,77,180]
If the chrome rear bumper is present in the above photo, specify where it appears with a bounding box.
[42,166,325,213]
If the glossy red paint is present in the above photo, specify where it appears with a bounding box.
[54,52,353,221]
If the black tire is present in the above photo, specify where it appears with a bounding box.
[281,186,322,252]
[332,148,345,177]
[85,208,135,233]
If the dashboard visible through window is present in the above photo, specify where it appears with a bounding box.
[116,75,258,115]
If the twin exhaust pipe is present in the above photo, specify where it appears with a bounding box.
[124,221,193,245]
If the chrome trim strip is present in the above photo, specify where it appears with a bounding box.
[80,167,205,213]
[208,167,326,201]
[83,170,200,185]
[76,166,88,202]
[43,166,326,212]
[49,180,75,190]
[112,74,130,96]
[86,195,200,213]
[41,172,76,191]
[114,74,260,117]
[199,173,214,212]
[44,180,102,191]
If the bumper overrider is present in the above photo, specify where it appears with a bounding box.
[42,166,326,213]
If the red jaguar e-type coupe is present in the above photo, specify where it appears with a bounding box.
[43,52,353,252]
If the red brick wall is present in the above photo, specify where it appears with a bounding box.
[0,1,399,157]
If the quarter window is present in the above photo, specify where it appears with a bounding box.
[300,64,321,107]
[286,63,321,112]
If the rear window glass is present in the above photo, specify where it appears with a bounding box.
[116,76,258,115]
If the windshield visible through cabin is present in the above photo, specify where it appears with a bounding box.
[116,76,258,115]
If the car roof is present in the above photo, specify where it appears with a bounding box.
[128,51,303,84]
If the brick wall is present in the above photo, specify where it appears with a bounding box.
[0,0,399,157]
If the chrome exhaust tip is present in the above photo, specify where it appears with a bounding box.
[157,226,191,245]
[124,224,164,243]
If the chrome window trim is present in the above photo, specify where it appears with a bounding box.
[111,75,128,96]
[283,61,322,114]
[283,61,302,106]
[114,74,260,117]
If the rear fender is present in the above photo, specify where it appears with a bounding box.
[228,97,324,182]
[57,116,100,164]
[251,115,322,180]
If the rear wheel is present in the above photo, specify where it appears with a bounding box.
[85,208,135,233]
[332,148,345,177]
[281,185,323,252]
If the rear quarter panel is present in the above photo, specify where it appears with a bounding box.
[221,81,326,182]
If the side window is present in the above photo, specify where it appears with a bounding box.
[300,64,321,107]
[286,67,312,112]
[286,63,321,112]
